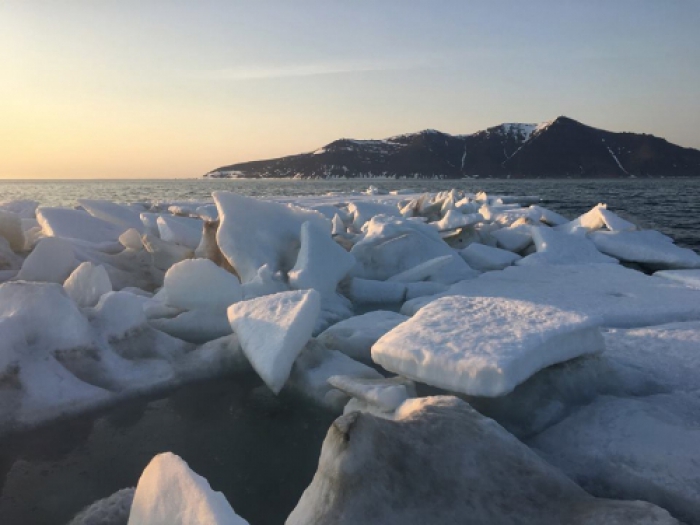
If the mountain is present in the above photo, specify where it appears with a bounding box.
[205,117,700,179]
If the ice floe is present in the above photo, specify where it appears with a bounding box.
[374,296,604,396]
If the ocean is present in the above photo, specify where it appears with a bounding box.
[1,177,699,250]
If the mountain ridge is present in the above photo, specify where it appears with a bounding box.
[205,116,700,179]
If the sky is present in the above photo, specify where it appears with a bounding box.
[1,1,699,179]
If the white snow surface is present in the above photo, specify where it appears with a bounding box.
[128,452,249,525]
[654,269,700,289]
[328,375,411,412]
[228,290,321,394]
[16,237,77,283]
[460,243,521,271]
[288,221,355,295]
[78,199,145,233]
[163,258,242,311]
[374,295,604,397]
[214,191,330,283]
[38,207,127,244]
[63,261,112,307]
[517,227,618,266]
[316,310,408,362]
[591,230,700,269]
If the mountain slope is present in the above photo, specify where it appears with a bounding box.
[206,117,700,179]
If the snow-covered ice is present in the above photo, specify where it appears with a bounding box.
[16,237,76,283]
[654,269,700,289]
[402,264,700,327]
[38,207,127,244]
[128,452,249,525]
[460,242,521,271]
[517,227,618,266]
[374,296,604,396]
[288,221,355,295]
[228,290,321,394]
[214,191,329,283]
[316,310,408,362]
[63,261,112,307]
[163,258,242,311]
[591,230,700,269]
[287,396,677,525]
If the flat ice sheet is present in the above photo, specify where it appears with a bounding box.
[402,264,700,328]
[373,295,604,397]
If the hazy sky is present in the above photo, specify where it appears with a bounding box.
[1,1,699,179]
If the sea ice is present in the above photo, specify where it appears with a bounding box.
[214,191,329,283]
[491,224,534,252]
[591,230,700,269]
[517,227,618,266]
[163,258,242,311]
[151,308,232,344]
[0,209,25,252]
[63,261,112,307]
[328,375,411,412]
[16,236,76,283]
[350,215,477,284]
[287,396,677,525]
[654,269,700,289]
[374,296,604,396]
[402,264,700,327]
[347,201,401,230]
[531,393,700,525]
[128,452,249,525]
[316,310,408,362]
[460,242,521,271]
[78,199,145,232]
[157,215,202,250]
[37,207,127,244]
[386,255,455,283]
[344,278,407,304]
[228,290,321,394]
[288,221,356,295]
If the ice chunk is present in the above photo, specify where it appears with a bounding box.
[0,199,38,219]
[517,227,618,266]
[401,264,700,327]
[347,201,401,230]
[128,452,249,525]
[491,224,534,252]
[430,210,483,231]
[142,233,193,271]
[374,296,604,396]
[0,237,23,271]
[350,216,478,284]
[240,264,289,300]
[528,205,569,226]
[151,308,232,344]
[63,261,112,307]
[16,237,77,283]
[157,215,202,250]
[287,396,677,525]
[386,255,454,283]
[460,242,521,271]
[92,291,148,341]
[78,199,145,232]
[654,269,700,289]
[214,191,330,283]
[287,341,382,410]
[314,292,354,336]
[0,209,25,252]
[316,311,408,361]
[405,281,448,300]
[228,290,321,394]
[37,207,127,244]
[288,221,355,295]
[163,259,242,311]
[603,321,700,393]
[328,375,411,412]
[331,214,345,235]
[556,204,607,234]
[591,230,700,269]
[68,487,135,525]
[344,278,406,304]
[119,228,144,250]
[531,393,700,525]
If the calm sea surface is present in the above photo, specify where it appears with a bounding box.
[0,177,698,525]
[1,177,699,249]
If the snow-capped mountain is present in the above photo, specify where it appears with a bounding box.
[205,117,700,179]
